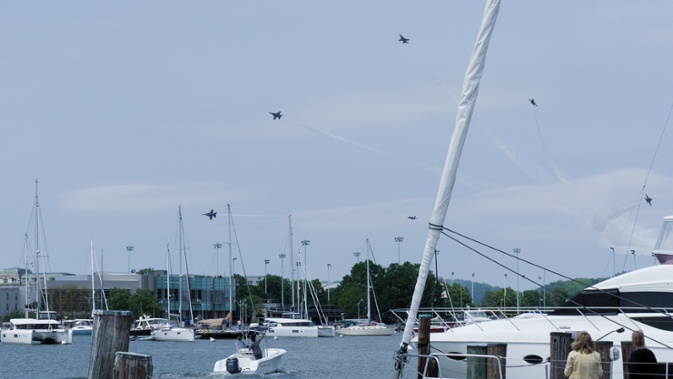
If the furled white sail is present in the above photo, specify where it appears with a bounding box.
[394,0,501,376]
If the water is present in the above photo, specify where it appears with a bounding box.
[0,333,417,379]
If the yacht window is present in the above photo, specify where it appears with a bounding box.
[523,355,544,364]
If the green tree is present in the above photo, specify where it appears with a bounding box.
[129,288,161,319]
[2,310,25,322]
[107,288,131,311]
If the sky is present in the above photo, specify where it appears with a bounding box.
[2,1,673,293]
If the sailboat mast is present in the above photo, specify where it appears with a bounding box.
[366,239,371,324]
[91,239,96,316]
[288,215,295,310]
[178,206,183,320]
[395,0,501,372]
[227,204,233,317]
[180,206,195,322]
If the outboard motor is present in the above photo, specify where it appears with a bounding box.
[226,357,240,374]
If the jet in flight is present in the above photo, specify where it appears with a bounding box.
[203,209,217,220]
[269,111,282,120]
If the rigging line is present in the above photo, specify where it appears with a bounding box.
[441,229,673,349]
[443,227,673,323]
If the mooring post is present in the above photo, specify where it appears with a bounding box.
[417,314,433,379]
[595,341,613,379]
[88,310,133,379]
[467,345,487,379]
[487,343,506,379]
[550,332,572,379]
[114,352,153,379]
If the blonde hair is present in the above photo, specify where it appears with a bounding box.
[571,331,596,354]
[632,330,645,349]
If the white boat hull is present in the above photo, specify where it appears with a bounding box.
[214,348,286,375]
[151,327,195,342]
[1,328,73,345]
[335,325,395,336]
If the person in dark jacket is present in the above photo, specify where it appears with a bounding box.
[628,330,658,378]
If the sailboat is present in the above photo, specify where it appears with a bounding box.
[0,180,73,345]
[152,205,195,342]
[335,239,395,336]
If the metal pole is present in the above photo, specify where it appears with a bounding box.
[631,249,636,270]
[513,248,520,314]
[353,251,360,262]
[279,254,286,307]
[471,273,475,304]
[327,263,331,304]
[213,243,222,276]
[264,259,270,294]
[126,246,134,273]
[395,236,403,265]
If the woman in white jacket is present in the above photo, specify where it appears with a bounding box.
[564,331,603,379]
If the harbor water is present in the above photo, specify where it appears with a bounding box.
[0,333,417,378]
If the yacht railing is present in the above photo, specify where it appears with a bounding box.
[397,351,505,379]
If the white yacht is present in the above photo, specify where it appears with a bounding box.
[264,317,319,338]
[422,215,673,379]
[63,319,93,335]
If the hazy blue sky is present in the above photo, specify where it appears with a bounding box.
[2,1,672,291]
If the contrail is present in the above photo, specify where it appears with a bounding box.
[285,117,441,175]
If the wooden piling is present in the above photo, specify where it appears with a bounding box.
[417,314,437,379]
[595,341,613,379]
[487,343,506,379]
[114,352,153,379]
[550,332,572,379]
[88,310,134,379]
[467,345,487,379]
[621,341,634,379]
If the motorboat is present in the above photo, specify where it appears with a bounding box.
[264,317,319,338]
[419,215,673,379]
[213,332,286,374]
[130,316,169,337]
[63,319,93,335]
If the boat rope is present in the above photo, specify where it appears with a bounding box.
[442,226,673,349]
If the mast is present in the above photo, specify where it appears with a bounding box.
[91,239,95,317]
[178,206,183,320]
[394,0,501,375]
[180,206,195,323]
[227,204,233,317]
[289,215,295,310]
[366,239,371,324]
[166,244,171,319]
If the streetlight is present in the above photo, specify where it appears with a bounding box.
[451,271,455,285]
[213,243,222,276]
[353,251,361,262]
[395,236,404,265]
[126,246,134,273]
[503,273,507,308]
[631,249,636,270]
[327,263,332,304]
[471,273,475,304]
[264,259,270,294]
[513,248,520,314]
[279,253,286,307]
[610,247,616,277]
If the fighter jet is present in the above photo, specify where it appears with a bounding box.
[398,34,409,44]
[269,111,282,120]
[408,216,416,220]
[645,194,653,206]
[528,98,538,107]
[203,209,217,220]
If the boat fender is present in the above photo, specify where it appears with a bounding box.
[226,357,241,374]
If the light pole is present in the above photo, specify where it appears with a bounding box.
[232,257,237,277]
[610,247,616,277]
[353,251,361,262]
[126,246,134,273]
[264,259,270,294]
[471,273,475,304]
[213,243,222,276]
[451,271,455,285]
[395,236,403,264]
[503,273,507,308]
[279,253,286,307]
[327,263,332,304]
[631,249,636,270]
[513,248,520,314]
